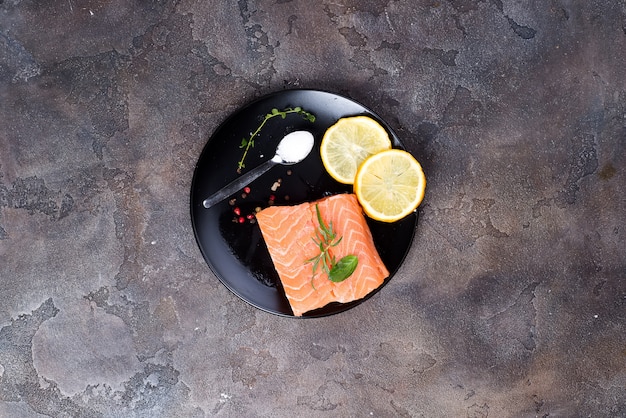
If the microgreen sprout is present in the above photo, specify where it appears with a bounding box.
[305,204,358,288]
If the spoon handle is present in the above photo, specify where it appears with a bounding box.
[202,159,277,208]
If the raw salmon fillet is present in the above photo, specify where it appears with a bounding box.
[256,194,389,316]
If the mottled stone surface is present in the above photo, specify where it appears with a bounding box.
[1,1,625,417]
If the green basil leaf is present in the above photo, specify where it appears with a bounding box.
[329,255,358,283]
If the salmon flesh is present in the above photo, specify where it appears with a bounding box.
[256,194,389,316]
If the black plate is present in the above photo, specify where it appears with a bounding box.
[190,89,418,317]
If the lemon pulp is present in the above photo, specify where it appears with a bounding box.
[354,149,426,222]
[320,116,392,184]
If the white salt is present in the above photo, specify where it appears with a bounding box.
[274,131,314,163]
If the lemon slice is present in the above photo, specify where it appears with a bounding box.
[320,116,392,184]
[354,149,426,222]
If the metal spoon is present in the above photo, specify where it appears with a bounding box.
[202,130,315,209]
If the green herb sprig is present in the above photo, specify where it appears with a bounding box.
[237,107,316,173]
[305,204,358,288]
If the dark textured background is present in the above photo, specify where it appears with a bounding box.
[1,1,625,417]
